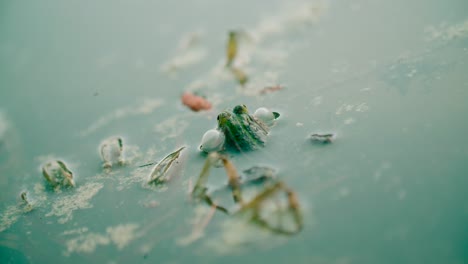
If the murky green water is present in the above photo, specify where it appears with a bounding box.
[1,0,468,263]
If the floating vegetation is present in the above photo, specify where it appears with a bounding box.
[0,190,42,233]
[64,223,140,255]
[224,30,251,86]
[0,205,25,233]
[259,84,284,95]
[181,91,212,112]
[147,147,186,185]
[46,182,103,224]
[42,160,75,188]
[229,67,249,86]
[190,153,303,240]
[225,31,239,67]
[203,104,274,152]
[310,133,335,144]
[99,136,124,170]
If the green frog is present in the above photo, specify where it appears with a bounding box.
[217,105,270,151]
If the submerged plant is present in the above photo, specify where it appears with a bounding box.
[191,153,303,236]
[42,160,75,188]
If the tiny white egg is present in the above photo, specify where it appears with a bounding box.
[200,129,225,153]
[254,107,280,126]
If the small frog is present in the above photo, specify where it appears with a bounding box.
[217,105,270,151]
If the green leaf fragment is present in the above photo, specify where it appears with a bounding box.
[147,146,185,185]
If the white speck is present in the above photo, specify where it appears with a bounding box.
[407,69,417,77]
[65,223,140,255]
[296,122,304,127]
[336,104,355,115]
[312,96,322,106]
[355,103,369,112]
[360,87,371,92]
[345,104,354,111]
[62,227,89,236]
[344,118,355,125]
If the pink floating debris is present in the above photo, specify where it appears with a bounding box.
[259,85,284,95]
[181,92,212,112]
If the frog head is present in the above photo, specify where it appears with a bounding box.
[217,111,233,128]
[233,104,248,115]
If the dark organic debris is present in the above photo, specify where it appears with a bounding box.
[310,133,335,144]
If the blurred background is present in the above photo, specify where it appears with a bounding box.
[1,0,467,263]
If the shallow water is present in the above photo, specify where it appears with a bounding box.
[1,0,468,263]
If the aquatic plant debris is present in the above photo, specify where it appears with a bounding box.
[181,92,212,112]
[20,191,33,212]
[64,223,140,255]
[225,31,239,67]
[230,67,249,86]
[191,153,303,236]
[42,160,75,188]
[46,182,103,224]
[0,200,35,233]
[223,30,251,86]
[259,84,284,95]
[310,133,335,144]
[147,146,186,185]
[99,136,124,170]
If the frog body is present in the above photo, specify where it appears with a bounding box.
[217,105,270,151]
